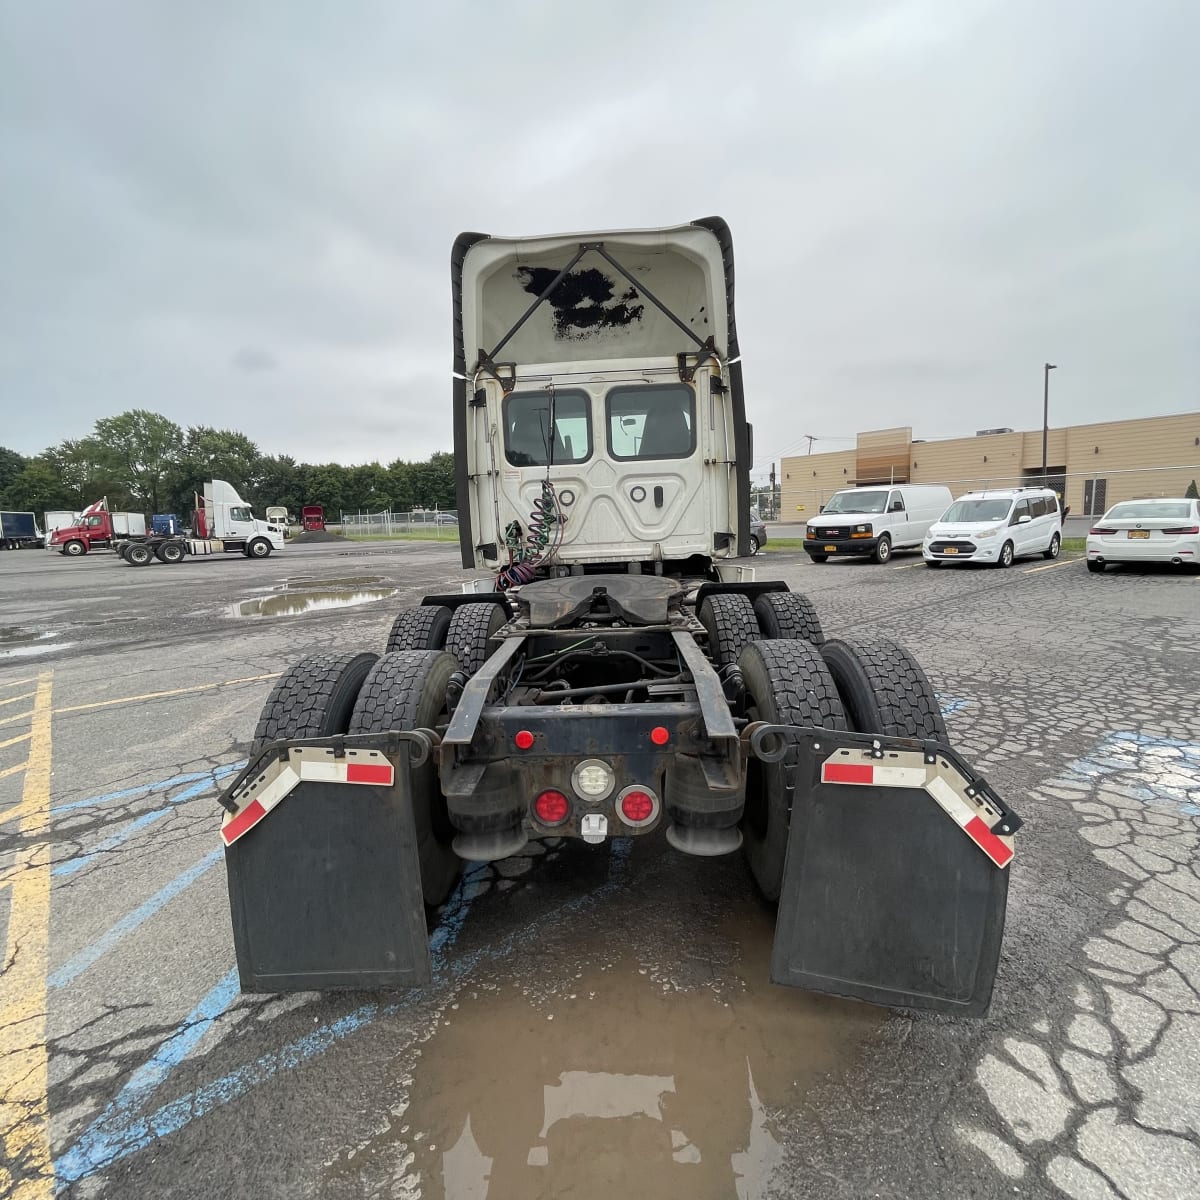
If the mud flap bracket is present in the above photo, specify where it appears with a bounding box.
[752,726,1016,1015]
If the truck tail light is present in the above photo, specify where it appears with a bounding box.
[650,726,670,746]
[533,790,569,825]
[617,786,659,828]
[514,729,535,750]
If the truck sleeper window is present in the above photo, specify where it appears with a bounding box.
[503,390,591,467]
[606,384,695,461]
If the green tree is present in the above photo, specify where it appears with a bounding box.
[1,458,76,514]
[168,426,262,513]
[386,460,416,511]
[43,438,127,508]
[0,446,27,497]
[1186,479,1199,500]
[92,409,184,511]
[304,464,349,515]
[256,454,307,516]
[408,451,456,509]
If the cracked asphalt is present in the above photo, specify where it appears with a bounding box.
[0,540,1197,1199]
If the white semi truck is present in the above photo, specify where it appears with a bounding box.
[218,219,1020,1015]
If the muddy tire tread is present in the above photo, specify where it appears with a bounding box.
[699,593,760,666]
[385,605,452,654]
[820,637,946,740]
[251,651,378,753]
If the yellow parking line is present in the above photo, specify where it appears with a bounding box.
[0,732,33,751]
[1024,558,1078,574]
[0,692,35,709]
[0,762,27,782]
[0,712,34,731]
[0,670,54,1199]
[893,562,926,570]
[52,672,281,717]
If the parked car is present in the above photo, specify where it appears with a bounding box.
[923,487,1062,568]
[805,484,953,564]
[1086,498,1200,573]
[749,510,767,554]
[434,512,458,525]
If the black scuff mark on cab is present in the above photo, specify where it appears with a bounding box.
[516,266,645,338]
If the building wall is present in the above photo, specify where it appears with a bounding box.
[780,411,1200,519]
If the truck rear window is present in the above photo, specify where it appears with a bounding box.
[606,385,695,461]
[503,389,591,467]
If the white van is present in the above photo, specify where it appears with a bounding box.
[804,484,954,564]
[923,487,1062,568]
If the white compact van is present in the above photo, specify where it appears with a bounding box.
[923,487,1062,568]
[804,484,955,564]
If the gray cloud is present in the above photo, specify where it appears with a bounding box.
[1,0,1196,476]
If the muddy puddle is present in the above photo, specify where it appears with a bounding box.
[326,887,881,1200]
[0,627,75,659]
[230,586,397,618]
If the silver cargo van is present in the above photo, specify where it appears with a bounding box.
[805,484,955,564]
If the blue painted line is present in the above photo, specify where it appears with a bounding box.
[53,762,246,816]
[55,841,634,1184]
[1061,731,1200,812]
[937,694,970,718]
[49,849,224,989]
[53,776,229,878]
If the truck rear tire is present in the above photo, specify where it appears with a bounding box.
[248,538,272,558]
[753,591,824,646]
[156,541,185,564]
[348,650,463,906]
[125,543,153,567]
[445,602,506,675]
[738,639,848,901]
[250,651,379,755]
[63,539,86,557]
[385,605,452,654]
[820,637,947,740]
[699,593,759,667]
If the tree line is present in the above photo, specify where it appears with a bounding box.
[0,410,456,519]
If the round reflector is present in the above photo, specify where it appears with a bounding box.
[534,790,569,825]
[619,789,656,825]
[514,730,535,750]
[650,726,670,746]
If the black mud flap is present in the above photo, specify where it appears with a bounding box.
[769,738,1011,1015]
[224,745,432,993]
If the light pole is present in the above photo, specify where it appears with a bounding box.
[1042,362,1057,482]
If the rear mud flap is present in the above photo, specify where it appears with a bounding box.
[768,737,1014,1015]
[224,743,432,992]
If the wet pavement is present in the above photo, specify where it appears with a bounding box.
[0,541,1198,1198]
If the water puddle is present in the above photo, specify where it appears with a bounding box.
[230,587,397,618]
[0,628,75,659]
[331,897,880,1200]
[273,576,389,590]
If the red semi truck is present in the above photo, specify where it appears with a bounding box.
[47,499,148,556]
[301,505,326,531]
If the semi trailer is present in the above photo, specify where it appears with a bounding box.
[219,219,1020,1015]
[0,511,44,549]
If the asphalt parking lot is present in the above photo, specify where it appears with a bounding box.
[1,539,1198,1200]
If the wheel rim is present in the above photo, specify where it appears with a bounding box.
[749,536,759,555]
[1050,535,1060,558]
[1002,543,1013,566]
[878,539,890,562]
[252,541,268,557]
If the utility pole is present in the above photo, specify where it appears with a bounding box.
[769,463,777,519]
[804,435,817,454]
[1042,362,1057,482]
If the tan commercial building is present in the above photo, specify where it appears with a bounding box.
[780,411,1200,520]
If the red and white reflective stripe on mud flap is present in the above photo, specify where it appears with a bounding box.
[221,765,300,847]
[298,760,394,786]
[821,760,928,788]
[924,776,1014,868]
[220,757,395,847]
[820,753,1014,869]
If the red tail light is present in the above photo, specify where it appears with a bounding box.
[533,790,569,825]
[649,726,670,746]
[514,729,535,750]
[617,787,658,827]
[1163,526,1200,535]
[1089,527,1116,535]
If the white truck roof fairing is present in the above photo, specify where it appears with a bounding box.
[450,218,751,569]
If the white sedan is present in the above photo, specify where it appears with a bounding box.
[1086,498,1200,573]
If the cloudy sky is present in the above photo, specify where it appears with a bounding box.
[2,0,1196,480]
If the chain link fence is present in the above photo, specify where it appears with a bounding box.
[339,510,459,538]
